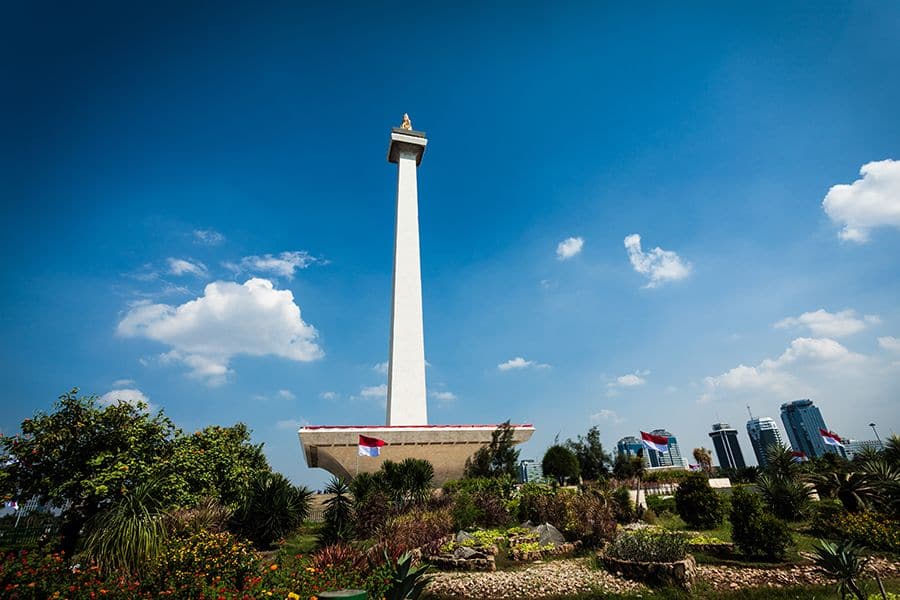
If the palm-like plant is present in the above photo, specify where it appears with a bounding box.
[232,471,312,548]
[809,471,875,513]
[861,457,900,516]
[320,476,354,545]
[384,550,433,600]
[398,458,434,506]
[80,479,168,575]
[884,435,900,466]
[764,444,802,479]
[756,473,813,520]
[812,539,868,599]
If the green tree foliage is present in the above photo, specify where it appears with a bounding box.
[0,389,178,552]
[231,471,312,548]
[320,477,354,546]
[674,472,724,529]
[564,426,610,481]
[463,420,520,479]
[542,445,581,485]
[729,486,793,560]
[612,452,645,480]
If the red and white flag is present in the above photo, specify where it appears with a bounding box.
[820,429,844,448]
[791,451,808,463]
[358,434,386,457]
[640,431,669,454]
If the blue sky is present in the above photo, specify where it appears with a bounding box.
[3,2,899,487]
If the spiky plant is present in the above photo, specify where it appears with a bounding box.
[383,550,433,600]
[810,471,875,513]
[812,539,868,599]
[319,476,354,545]
[80,478,168,575]
[756,473,813,520]
[232,471,312,548]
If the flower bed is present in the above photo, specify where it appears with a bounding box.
[686,533,734,557]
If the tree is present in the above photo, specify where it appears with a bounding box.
[0,389,178,552]
[613,452,645,480]
[674,472,724,529]
[565,426,611,481]
[692,447,712,474]
[463,421,520,479]
[542,445,580,485]
[320,477,353,546]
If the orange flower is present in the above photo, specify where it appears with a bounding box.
[269,564,278,571]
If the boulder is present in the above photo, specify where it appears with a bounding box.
[455,530,474,543]
[535,523,566,547]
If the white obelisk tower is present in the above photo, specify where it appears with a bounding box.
[386,115,428,426]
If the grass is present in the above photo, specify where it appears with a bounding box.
[280,521,321,555]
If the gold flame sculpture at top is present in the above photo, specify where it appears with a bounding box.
[400,113,413,130]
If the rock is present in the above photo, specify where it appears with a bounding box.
[535,523,566,547]
[456,530,474,543]
[453,546,481,560]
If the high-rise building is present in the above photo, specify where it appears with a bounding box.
[780,399,844,459]
[518,459,544,483]
[708,423,747,470]
[646,429,686,468]
[617,436,643,458]
[845,440,882,460]
[746,416,784,468]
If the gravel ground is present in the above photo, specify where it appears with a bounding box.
[427,557,646,599]
[426,555,900,599]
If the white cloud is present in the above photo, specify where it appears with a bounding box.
[320,391,338,400]
[360,384,387,400]
[277,389,295,400]
[99,388,154,411]
[497,357,550,371]
[591,409,623,424]
[609,372,647,388]
[117,278,323,385]
[167,258,208,278]
[624,234,692,288]
[556,236,584,260]
[111,378,135,387]
[879,336,900,353]
[429,390,457,405]
[239,251,322,279]
[373,361,389,375]
[276,418,308,430]
[774,309,880,338]
[700,337,864,403]
[193,229,225,245]
[822,159,900,243]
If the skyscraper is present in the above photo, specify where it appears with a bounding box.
[780,399,843,459]
[708,423,747,470]
[645,429,686,468]
[746,416,784,468]
[616,436,643,458]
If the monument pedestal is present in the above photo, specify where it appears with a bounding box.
[299,424,534,486]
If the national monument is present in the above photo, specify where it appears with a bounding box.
[298,117,534,484]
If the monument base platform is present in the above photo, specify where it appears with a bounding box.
[299,424,534,486]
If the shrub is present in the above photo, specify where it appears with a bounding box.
[674,472,724,529]
[154,529,259,593]
[605,528,688,563]
[375,508,454,558]
[809,499,848,537]
[231,471,312,548]
[831,510,900,552]
[310,542,368,572]
[518,484,568,527]
[756,473,812,521]
[319,477,354,546]
[612,486,636,523]
[166,495,232,534]
[353,488,393,538]
[729,486,793,560]
[646,495,676,516]
[563,491,617,547]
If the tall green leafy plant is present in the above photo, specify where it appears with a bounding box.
[383,550,433,600]
[231,471,312,548]
[320,476,354,545]
[812,539,868,600]
[463,420,520,479]
[674,472,724,529]
[80,478,168,575]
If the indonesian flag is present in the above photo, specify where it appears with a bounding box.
[791,451,808,463]
[820,429,844,448]
[641,431,669,454]
[5,501,18,510]
[358,434,386,457]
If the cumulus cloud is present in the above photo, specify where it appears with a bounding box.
[320,391,338,400]
[167,258,208,278]
[193,229,225,245]
[822,159,900,243]
[373,361,389,375]
[879,336,900,353]
[700,337,864,403]
[117,278,323,385]
[99,388,154,411]
[277,389,295,400]
[111,378,135,387]
[774,309,880,338]
[239,251,322,279]
[591,409,623,424]
[429,390,457,405]
[609,372,648,388]
[556,236,584,260]
[360,384,387,400]
[624,234,691,288]
[276,418,308,430]
[497,357,550,371]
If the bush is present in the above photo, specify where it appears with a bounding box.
[646,495,677,516]
[675,472,724,529]
[517,483,568,527]
[563,491,617,547]
[231,471,312,548]
[154,530,259,593]
[375,508,454,558]
[831,510,900,552]
[809,499,848,537]
[353,488,393,538]
[756,473,813,521]
[729,486,793,560]
[605,528,688,563]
